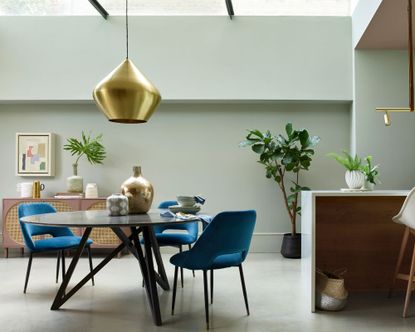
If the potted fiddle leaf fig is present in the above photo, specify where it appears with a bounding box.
[64,131,106,193]
[240,123,320,258]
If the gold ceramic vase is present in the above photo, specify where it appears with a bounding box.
[121,166,154,214]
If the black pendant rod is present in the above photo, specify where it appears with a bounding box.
[126,0,129,59]
[88,0,109,19]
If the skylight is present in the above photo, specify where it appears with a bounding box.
[0,0,352,16]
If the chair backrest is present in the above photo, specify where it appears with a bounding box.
[393,187,415,229]
[18,203,74,251]
[155,200,197,234]
[187,210,256,268]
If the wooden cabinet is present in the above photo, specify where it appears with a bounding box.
[2,198,121,257]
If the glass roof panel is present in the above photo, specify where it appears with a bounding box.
[0,0,352,16]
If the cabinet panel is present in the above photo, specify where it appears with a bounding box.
[2,198,120,256]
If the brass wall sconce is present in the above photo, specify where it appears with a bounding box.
[376,0,414,126]
[375,108,412,126]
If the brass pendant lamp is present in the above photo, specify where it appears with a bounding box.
[93,0,161,123]
[376,0,414,126]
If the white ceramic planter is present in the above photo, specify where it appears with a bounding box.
[345,170,365,189]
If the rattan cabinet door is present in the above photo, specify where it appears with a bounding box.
[81,199,122,248]
[2,198,81,257]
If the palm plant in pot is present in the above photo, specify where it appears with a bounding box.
[240,123,320,258]
[64,131,106,193]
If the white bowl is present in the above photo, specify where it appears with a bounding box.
[177,196,196,207]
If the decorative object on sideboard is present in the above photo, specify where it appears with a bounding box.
[327,151,365,190]
[17,182,33,198]
[32,180,45,198]
[64,131,106,193]
[361,156,380,191]
[106,193,129,216]
[376,0,414,125]
[92,0,161,123]
[16,133,54,176]
[121,166,154,214]
[240,123,320,259]
[85,183,99,198]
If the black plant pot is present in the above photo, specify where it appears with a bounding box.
[281,233,301,259]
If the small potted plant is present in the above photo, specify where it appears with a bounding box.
[362,156,380,190]
[327,151,364,189]
[64,131,106,193]
[240,123,320,258]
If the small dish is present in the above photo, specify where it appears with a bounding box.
[168,205,201,214]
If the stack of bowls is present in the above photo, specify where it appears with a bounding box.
[177,196,196,207]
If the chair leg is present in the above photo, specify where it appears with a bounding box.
[203,270,210,329]
[389,226,410,298]
[189,244,195,277]
[210,269,214,304]
[179,245,184,288]
[56,251,60,283]
[61,249,66,280]
[24,253,33,294]
[403,242,415,317]
[172,266,179,315]
[239,264,250,316]
[87,246,95,286]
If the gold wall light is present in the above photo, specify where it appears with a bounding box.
[376,0,414,126]
[375,108,411,126]
[93,0,161,123]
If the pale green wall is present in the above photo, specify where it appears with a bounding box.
[354,50,415,189]
[0,102,349,252]
[0,16,352,101]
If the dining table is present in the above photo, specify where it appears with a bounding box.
[20,209,201,326]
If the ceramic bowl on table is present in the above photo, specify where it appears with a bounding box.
[177,196,196,207]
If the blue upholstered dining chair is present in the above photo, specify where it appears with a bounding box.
[18,203,94,293]
[170,210,256,329]
[153,200,199,286]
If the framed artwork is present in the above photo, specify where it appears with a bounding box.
[16,133,55,176]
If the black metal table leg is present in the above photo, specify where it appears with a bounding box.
[142,226,162,326]
[148,227,170,291]
[51,228,92,310]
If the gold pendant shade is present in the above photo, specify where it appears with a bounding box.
[93,59,161,123]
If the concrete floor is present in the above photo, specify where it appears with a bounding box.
[0,252,414,332]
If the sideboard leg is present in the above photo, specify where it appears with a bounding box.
[21,248,24,257]
[4,248,8,258]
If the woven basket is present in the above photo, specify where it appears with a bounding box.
[315,269,348,311]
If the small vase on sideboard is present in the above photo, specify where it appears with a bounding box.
[67,163,83,193]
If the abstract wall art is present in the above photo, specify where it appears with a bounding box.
[16,133,54,176]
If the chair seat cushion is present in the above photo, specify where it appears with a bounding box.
[170,250,243,270]
[32,236,93,252]
[140,232,197,246]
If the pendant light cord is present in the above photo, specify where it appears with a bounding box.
[126,0,129,59]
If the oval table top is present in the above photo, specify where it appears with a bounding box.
[20,209,200,227]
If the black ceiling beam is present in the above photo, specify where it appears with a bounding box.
[88,0,109,19]
[225,0,234,20]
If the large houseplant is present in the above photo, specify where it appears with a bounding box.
[64,131,106,193]
[240,123,320,258]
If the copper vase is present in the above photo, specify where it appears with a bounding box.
[121,166,154,214]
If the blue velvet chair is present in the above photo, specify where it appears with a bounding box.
[18,203,94,293]
[154,200,199,286]
[170,210,256,329]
